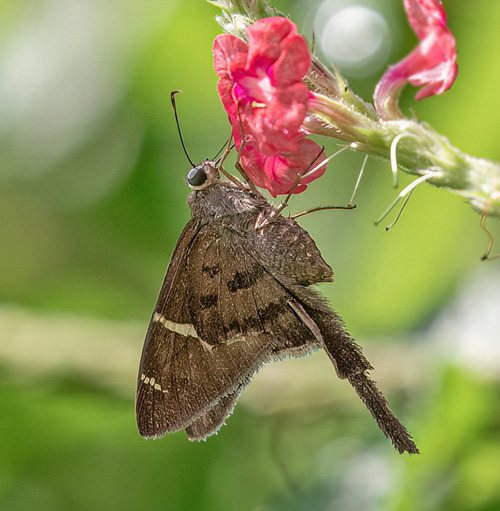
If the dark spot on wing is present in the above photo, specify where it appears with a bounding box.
[202,265,220,278]
[227,266,265,292]
[200,294,218,309]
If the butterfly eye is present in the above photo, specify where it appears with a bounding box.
[186,166,208,188]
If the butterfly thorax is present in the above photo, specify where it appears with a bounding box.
[186,161,269,220]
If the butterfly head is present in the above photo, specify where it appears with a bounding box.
[186,161,219,191]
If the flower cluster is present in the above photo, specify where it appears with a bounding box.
[213,17,327,197]
[213,1,458,197]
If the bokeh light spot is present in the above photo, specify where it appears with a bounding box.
[315,1,391,77]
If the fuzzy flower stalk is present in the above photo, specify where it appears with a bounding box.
[210,0,500,226]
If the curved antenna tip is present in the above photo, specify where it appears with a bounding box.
[170,91,194,167]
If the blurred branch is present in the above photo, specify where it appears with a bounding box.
[0,305,424,412]
[0,305,142,396]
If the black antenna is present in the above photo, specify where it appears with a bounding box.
[170,90,195,167]
[214,136,233,162]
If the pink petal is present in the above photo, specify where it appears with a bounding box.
[240,139,327,197]
[374,0,457,119]
[251,83,309,154]
[213,35,248,77]
[246,17,296,70]
[404,0,447,39]
[270,33,311,87]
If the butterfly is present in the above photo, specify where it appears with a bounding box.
[135,158,418,454]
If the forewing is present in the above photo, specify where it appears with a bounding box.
[136,220,278,439]
[137,218,324,440]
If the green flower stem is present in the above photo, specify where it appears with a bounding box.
[308,92,500,218]
[210,0,500,219]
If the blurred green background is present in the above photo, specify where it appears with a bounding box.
[1,0,500,510]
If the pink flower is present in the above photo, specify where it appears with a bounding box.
[213,17,327,196]
[374,0,458,119]
[239,138,326,196]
